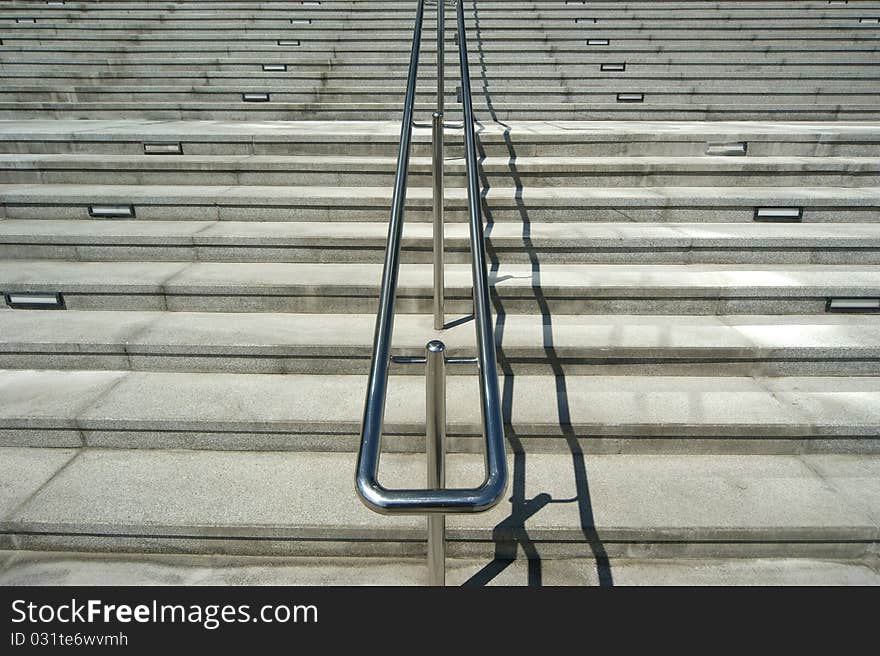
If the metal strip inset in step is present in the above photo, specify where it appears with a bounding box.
[143,142,183,155]
[754,207,803,223]
[827,298,880,313]
[88,205,135,219]
[706,142,748,156]
[4,292,65,310]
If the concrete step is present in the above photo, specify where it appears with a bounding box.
[1,310,879,377]
[4,71,880,88]
[1,447,878,558]
[4,61,877,76]
[4,40,878,54]
[2,102,877,121]
[1,154,877,188]
[3,184,877,223]
[2,86,878,106]
[2,120,878,158]
[2,260,880,313]
[2,551,878,586]
[0,368,878,453]
[4,220,880,265]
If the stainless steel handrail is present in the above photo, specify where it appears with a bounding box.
[356,0,507,520]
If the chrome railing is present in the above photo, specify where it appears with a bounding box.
[356,0,507,586]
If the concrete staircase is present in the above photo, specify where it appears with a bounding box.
[1,0,879,585]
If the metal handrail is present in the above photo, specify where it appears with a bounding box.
[356,0,507,519]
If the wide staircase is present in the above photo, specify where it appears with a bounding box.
[1,0,879,585]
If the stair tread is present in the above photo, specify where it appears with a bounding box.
[2,311,880,356]
[2,183,876,206]
[0,368,878,435]
[3,260,880,294]
[2,153,879,172]
[2,118,879,141]
[2,447,878,541]
[3,551,879,586]
[3,219,880,246]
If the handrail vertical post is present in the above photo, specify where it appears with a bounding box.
[432,111,445,330]
[425,340,447,586]
[437,0,445,113]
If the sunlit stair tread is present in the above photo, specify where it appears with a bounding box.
[1,447,878,555]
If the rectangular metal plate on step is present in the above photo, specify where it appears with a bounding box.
[88,205,135,218]
[587,39,610,46]
[277,40,301,46]
[600,62,626,72]
[617,93,644,103]
[15,18,37,23]
[143,142,183,155]
[706,142,748,156]
[858,17,880,23]
[290,19,312,24]
[242,93,270,102]
[4,292,65,310]
[573,18,598,24]
[826,298,880,313]
[753,207,803,222]
[262,64,287,72]
[301,1,320,5]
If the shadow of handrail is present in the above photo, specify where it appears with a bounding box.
[462,0,613,587]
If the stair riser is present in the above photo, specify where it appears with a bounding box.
[5,244,880,265]
[4,107,878,121]
[5,90,880,105]
[0,293,862,315]
[3,140,878,157]
[5,63,879,75]
[2,532,874,561]
[2,351,879,378]
[2,168,876,188]
[4,205,877,224]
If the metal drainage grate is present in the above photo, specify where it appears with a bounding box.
[242,92,270,102]
[143,142,183,155]
[753,207,803,223]
[600,62,626,72]
[4,292,65,310]
[826,298,880,313]
[706,142,748,156]
[616,93,644,103]
[88,204,135,219]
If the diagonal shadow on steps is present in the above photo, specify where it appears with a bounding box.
[461,0,613,588]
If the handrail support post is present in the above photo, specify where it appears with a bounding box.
[432,111,445,331]
[426,340,447,586]
[437,0,445,113]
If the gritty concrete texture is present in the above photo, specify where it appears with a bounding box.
[0,448,78,521]
[1,0,880,577]
[0,369,875,442]
[0,551,877,586]
[2,450,879,550]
